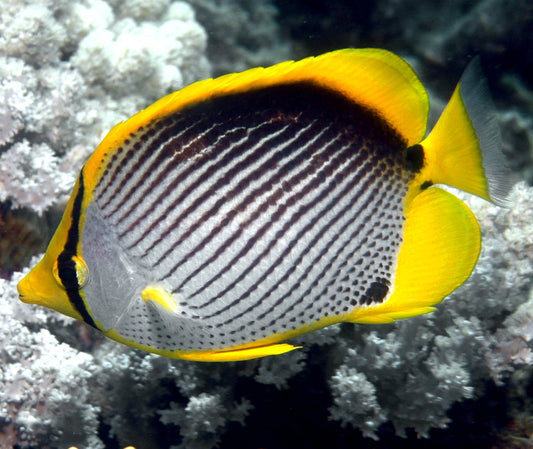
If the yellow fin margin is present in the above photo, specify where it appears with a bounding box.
[83,48,429,190]
[177,343,300,362]
[102,327,299,362]
[347,187,481,324]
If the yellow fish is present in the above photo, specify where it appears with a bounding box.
[18,49,512,361]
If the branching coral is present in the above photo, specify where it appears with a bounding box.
[0,140,75,214]
[0,273,103,449]
[329,364,386,438]
[159,393,253,449]
[71,2,209,99]
[327,317,481,439]
[496,290,533,367]
[0,0,209,215]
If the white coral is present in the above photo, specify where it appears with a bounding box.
[71,1,208,99]
[0,3,69,66]
[158,393,253,449]
[0,276,103,449]
[0,0,210,215]
[0,140,75,214]
[329,365,386,439]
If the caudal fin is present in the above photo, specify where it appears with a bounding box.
[419,58,514,205]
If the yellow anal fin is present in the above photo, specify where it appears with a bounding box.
[103,326,300,362]
[141,285,178,313]
[180,343,300,362]
[348,187,481,324]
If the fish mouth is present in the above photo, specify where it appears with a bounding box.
[17,275,32,303]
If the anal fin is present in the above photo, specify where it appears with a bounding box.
[348,187,481,324]
[180,343,300,362]
[139,285,299,361]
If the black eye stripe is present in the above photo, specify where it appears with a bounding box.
[57,171,97,329]
[57,252,80,291]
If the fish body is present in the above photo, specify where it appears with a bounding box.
[18,49,512,361]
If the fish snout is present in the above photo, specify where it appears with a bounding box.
[17,274,33,303]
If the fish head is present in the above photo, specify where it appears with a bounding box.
[17,231,87,322]
[17,178,87,321]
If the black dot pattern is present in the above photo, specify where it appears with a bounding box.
[82,81,415,352]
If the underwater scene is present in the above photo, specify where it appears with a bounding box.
[1,0,532,448]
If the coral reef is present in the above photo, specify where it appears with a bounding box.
[1,183,531,448]
[186,0,291,76]
[0,0,209,213]
[0,271,102,449]
[1,0,532,448]
[0,140,74,214]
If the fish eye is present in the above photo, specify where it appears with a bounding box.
[53,254,89,290]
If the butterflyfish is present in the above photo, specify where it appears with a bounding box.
[18,49,512,362]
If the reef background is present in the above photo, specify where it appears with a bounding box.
[1,1,532,448]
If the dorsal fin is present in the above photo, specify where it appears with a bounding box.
[84,48,430,188]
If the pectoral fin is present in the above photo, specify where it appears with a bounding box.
[141,285,179,313]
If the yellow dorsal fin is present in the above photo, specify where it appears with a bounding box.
[84,49,430,187]
[348,186,481,324]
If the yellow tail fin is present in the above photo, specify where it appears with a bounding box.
[419,58,513,205]
[350,59,514,325]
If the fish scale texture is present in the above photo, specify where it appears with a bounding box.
[82,83,410,352]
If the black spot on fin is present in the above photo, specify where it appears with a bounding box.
[359,280,389,306]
